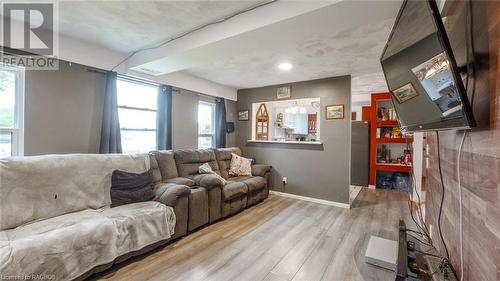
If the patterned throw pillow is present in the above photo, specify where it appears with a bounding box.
[199,163,227,184]
[198,163,213,174]
[229,153,252,176]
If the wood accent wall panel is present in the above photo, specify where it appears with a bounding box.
[424,1,500,281]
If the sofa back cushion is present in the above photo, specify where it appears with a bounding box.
[174,149,220,177]
[148,153,162,184]
[150,150,179,180]
[0,153,149,231]
[214,147,242,179]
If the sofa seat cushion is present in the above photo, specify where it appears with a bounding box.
[100,202,176,253]
[0,202,175,281]
[222,181,248,201]
[229,176,266,192]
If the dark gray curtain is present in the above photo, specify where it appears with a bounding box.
[215,98,226,148]
[99,71,122,153]
[157,85,172,150]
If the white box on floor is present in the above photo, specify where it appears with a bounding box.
[365,235,398,271]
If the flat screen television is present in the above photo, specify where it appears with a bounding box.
[380,0,475,133]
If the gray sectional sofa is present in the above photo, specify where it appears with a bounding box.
[0,147,270,280]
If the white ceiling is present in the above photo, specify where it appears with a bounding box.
[58,1,263,53]
[351,72,389,103]
[119,0,400,96]
[185,18,394,89]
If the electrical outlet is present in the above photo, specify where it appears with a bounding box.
[282,177,287,185]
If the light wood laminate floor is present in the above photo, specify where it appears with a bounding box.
[91,189,411,281]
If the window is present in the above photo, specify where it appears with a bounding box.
[0,65,24,157]
[251,97,320,142]
[117,77,158,154]
[198,101,215,149]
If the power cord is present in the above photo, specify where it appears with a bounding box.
[405,137,432,244]
[435,131,451,262]
[409,140,432,241]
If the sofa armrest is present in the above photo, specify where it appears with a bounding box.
[164,177,195,187]
[188,174,224,190]
[153,183,190,207]
[252,164,271,177]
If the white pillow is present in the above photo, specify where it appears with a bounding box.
[199,163,226,184]
[229,153,252,176]
[199,163,213,174]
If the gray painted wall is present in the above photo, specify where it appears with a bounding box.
[172,89,199,150]
[236,76,351,204]
[25,62,106,155]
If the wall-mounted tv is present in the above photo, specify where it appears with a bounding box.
[380,0,475,133]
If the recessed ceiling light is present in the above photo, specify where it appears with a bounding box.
[278,62,293,71]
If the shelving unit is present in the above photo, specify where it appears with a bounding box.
[369,93,413,188]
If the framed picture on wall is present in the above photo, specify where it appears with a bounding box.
[238,110,249,121]
[325,104,344,120]
[276,86,291,99]
[392,82,419,104]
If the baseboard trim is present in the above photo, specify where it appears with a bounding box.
[269,190,350,209]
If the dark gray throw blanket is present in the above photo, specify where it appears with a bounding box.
[111,170,155,207]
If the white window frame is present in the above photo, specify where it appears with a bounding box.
[198,101,216,149]
[116,76,158,154]
[0,64,24,157]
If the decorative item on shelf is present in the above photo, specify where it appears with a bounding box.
[285,101,307,114]
[403,149,412,165]
[308,113,317,133]
[275,112,284,127]
[377,145,391,163]
[388,108,397,121]
[383,128,392,138]
[277,86,291,99]
[392,82,419,104]
[390,127,402,139]
[376,128,381,138]
[238,110,249,121]
[325,104,344,120]
[378,107,389,121]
